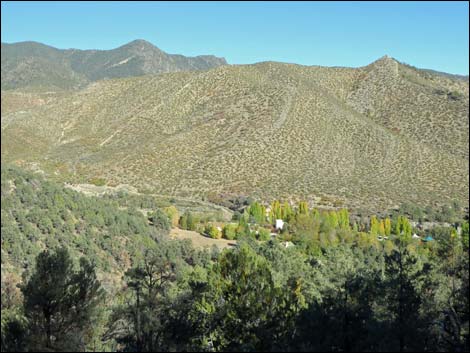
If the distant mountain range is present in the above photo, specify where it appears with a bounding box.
[1,39,227,90]
[2,50,468,212]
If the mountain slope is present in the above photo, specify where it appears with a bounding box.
[1,40,227,90]
[1,57,468,211]
[0,166,163,290]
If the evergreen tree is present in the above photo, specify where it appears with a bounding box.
[148,209,171,236]
[382,248,433,352]
[20,248,104,351]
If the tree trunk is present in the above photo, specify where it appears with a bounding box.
[45,310,52,348]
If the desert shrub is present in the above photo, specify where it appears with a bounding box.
[88,177,106,186]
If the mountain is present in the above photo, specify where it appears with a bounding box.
[1,56,468,212]
[1,40,227,90]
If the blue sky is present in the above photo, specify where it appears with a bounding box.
[2,1,468,74]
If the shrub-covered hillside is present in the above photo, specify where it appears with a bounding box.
[2,57,468,212]
[0,166,167,289]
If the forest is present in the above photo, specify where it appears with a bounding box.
[1,166,469,352]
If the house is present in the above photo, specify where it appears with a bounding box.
[275,219,284,230]
[412,233,421,239]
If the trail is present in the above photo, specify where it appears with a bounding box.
[99,129,122,147]
[64,182,234,219]
[273,85,295,129]
[58,126,65,144]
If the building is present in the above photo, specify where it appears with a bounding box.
[275,219,284,230]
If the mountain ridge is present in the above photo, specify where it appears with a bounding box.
[1,39,228,90]
[2,56,468,212]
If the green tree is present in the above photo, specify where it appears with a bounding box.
[191,244,306,351]
[163,206,179,228]
[179,213,188,230]
[270,200,282,224]
[148,209,171,236]
[222,223,237,240]
[379,219,386,236]
[384,217,392,236]
[382,248,433,351]
[282,201,293,221]
[247,201,266,224]
[370,215,380,237]
[298,201,309,215]
[205,223,221,239]
[394,216,412,245]
[109,244,184,351]
[187,212,197,231]
[236,217,251,238]
[461,221,469,252]
[257,227,271,241]
[337,208,350,231]
[20,248,104,351]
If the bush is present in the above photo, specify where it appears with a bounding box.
[205,223,221,239]
[179,211,197,231]
[163,206,179,227]
[88,177,106,186]
[257,227,271,241]
[223,224,237,240]
[148,209,171,235]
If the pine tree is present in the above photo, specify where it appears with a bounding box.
[20,248,104,351]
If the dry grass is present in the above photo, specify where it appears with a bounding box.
[170,228,236,250]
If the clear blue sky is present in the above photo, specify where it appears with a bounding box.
[2,1,468,74]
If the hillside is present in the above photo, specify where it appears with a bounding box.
[1,56,468,212]
[1,40,227,90]
[0,166,165,291]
